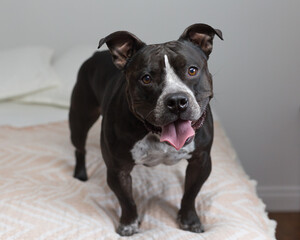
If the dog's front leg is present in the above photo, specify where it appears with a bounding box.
[178,151,212,233]
[107,167,139,236]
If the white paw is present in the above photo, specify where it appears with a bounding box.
[117,219,139,236]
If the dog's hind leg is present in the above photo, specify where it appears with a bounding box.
[69,70,101,181]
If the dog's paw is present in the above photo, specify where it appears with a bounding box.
[178,221,203,233]
[73,169,88,181]
[177,211,203,233]
[117,220,139,236]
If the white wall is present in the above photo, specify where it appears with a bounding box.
[1,0,299,211]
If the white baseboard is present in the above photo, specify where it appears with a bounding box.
[257,186,300,211]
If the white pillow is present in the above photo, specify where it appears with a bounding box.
[20,46,96,108]
[0,46,60,101]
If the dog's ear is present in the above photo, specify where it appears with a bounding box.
[98,31,146,69]
[179,23,223,58]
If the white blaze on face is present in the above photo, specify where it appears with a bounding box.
[154,55,201,123]
[163,55,194,96]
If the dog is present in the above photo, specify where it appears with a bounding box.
[69,23,223,236]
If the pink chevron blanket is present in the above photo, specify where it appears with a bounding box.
[0,120,276,239]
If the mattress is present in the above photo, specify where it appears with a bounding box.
[0,118,276,239]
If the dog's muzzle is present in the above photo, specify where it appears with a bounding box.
[143,97,209,151]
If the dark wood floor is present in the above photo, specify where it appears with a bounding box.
[268,212,300,240]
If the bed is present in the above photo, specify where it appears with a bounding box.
[0,46,276,239]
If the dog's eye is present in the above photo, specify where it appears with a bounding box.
[188,67,198,76]
[141,75,152,84]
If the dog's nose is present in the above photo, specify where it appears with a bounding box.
[165,93,189,114]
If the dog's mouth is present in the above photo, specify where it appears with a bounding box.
[144,108,207,151]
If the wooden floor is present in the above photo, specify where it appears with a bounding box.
[268,212,300,240]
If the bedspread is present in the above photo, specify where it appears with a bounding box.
[0,120,276,239]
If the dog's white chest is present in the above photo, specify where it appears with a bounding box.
[131,133,195,167]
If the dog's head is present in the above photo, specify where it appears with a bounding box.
[98,23,223,150]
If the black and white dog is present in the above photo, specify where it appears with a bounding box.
[69,23,223,236]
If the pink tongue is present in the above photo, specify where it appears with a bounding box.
[160,120,195,150]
